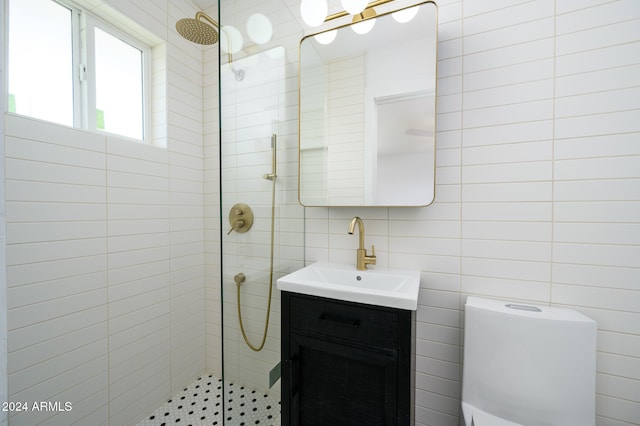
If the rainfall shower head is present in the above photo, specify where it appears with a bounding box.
[176,11,219,45]
[177,11,244,81]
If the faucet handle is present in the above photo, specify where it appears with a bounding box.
[370,245,376,256]
[227,219,245,235]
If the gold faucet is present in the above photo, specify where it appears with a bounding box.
[348,216,376,270]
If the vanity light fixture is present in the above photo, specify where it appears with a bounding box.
[220,25,244,54]
[246,13,273,45]
[300,0,396,29]
[341,0,368,15]
[392,4,419,22]
[300,0,329,26]
[314,29,338,44]
[351,6,377,34]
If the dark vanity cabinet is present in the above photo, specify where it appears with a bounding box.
[281,292,415,425]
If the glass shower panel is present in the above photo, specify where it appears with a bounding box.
[221,45,284,390]
[219,0,304,422]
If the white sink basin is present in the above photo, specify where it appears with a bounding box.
[277,262,420,310]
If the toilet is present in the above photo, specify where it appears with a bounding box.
[461,297,597,426]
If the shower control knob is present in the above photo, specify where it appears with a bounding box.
[227,219,246,235]
[227,203,254,235]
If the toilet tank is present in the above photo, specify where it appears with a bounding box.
[462,297,597,426]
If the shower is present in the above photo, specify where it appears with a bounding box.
[138,6,295,425]
[176,11,245,81]
[177,11,275,352]
[176,12,219,45]
[237,135,277,352]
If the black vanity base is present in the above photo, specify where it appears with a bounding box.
[281,291,415,425]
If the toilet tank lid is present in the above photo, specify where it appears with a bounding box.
[465,296,595,323]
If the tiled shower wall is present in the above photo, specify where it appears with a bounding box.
[216,0,305,396]
[301,0,640,425]
[0,3,6,424]
[2,0,209,424]
[203,7,223,380]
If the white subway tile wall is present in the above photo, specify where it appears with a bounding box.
[301,0,640,425]
[217,0,306,395]
[0,1,5,422]
[326,54,366,205]
[4,0,207,423]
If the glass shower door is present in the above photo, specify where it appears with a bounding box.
[219,0,304,421]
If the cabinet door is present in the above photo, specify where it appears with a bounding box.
[287,333,398,426]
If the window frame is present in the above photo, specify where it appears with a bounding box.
[7,0,77,126]
[7,0,152,142]
[82,12,151,141]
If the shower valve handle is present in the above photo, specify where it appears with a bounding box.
[227,203,254,235]
[227,219,245,234]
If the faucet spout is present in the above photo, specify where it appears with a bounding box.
[348,217,366,249]
[348,216,376,270]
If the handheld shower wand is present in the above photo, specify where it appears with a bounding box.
[263,134,277,180]
[237,134,278,352]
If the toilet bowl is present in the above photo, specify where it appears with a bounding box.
[461,297,597,426]
[462,404,521,426]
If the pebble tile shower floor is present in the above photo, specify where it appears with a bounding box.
[137,374,280,426]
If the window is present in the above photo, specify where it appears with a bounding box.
[90,23,147,140]
[8,0,74,126]
[8,0,150,141]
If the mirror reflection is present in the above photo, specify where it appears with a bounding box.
[298,1,437,207]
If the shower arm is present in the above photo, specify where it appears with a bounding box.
[194,11,237,66]
[195,11,219,28]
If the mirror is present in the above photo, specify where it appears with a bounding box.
[298,1,438,207]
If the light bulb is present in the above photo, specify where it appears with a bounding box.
[314,29,337,45]
[341,0,368,15]
[392,6,419,23]
[220,25,243,54]
[351,18,375,34]
[300,0,328,27]
[246,13,273,44]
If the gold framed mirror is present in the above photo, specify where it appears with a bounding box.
[298,1,438,207]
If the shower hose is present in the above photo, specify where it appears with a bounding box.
[236,135,277,352]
